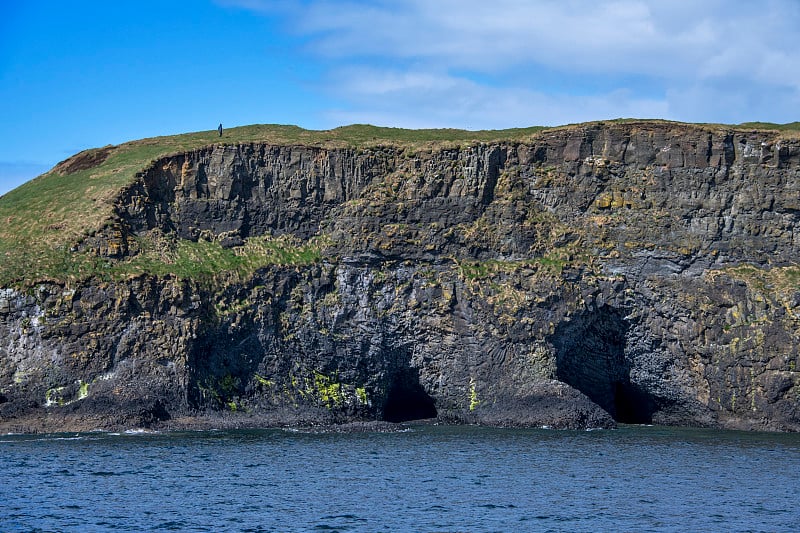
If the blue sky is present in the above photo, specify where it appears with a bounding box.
[1,0,799,195]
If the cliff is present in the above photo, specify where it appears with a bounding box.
[2,120,800,432]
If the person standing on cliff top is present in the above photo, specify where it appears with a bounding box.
[218,123,223,137]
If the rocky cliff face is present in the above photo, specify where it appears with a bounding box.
[2,121,800,432]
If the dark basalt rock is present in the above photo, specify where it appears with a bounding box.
[3,122,800,432]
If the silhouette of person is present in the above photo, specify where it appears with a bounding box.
[218,123,223,137]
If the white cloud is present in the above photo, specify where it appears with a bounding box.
[222,0,800,125]
[324,67,669,129]
[253,0,798,80]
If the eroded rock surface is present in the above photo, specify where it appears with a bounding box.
[3,122,800,432]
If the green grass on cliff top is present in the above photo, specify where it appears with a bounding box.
[0,123,552,286]
[0,120,798,286]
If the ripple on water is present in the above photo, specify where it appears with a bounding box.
[0,425,797,532]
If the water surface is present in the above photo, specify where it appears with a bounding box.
[2,425,798,532]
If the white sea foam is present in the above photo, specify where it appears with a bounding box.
[123,428,157,435]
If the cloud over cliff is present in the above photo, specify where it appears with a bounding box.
[222,0,800,127]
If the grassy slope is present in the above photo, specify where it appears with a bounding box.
[0,124,546,286]
[0,121,798,287]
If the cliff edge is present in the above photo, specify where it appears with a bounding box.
[2,120,800,432]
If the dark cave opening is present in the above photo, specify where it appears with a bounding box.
[613,382,655,424]
[382,370,437,423]
[552,307,655,424]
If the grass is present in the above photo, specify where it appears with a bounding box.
[720,264,800,294]
[734,122,800,132]
[0,123,550,286]
[112,233,325,282]
[0,230,326,288]
[597,118,800,134]
[456,252,574,281]
[1,120,798,286]
[322,124,547,146]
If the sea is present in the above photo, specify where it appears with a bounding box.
[1,424,798,532]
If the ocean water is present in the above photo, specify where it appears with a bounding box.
[1,424,798,532]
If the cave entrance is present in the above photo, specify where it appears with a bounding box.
[382,369,437,423]
[613,382,655,424]
[552,307,655,424]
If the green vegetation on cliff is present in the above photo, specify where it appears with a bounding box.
[1,120,798,287]
[0,124,546,286]
[2,119,800,434]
